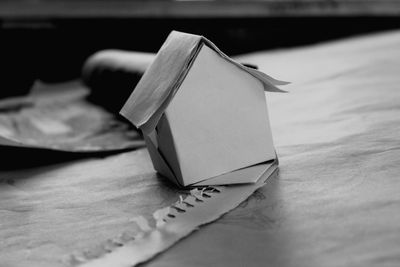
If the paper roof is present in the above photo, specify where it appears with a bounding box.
[120,31,287,134]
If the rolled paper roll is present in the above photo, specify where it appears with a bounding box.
[82,49,156,113]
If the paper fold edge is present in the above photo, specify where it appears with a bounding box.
[120,30,288,135]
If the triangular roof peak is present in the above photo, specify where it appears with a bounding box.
[121,30,287,134]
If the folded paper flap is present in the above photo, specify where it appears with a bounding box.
[193,160,277,186]
[144,134,183,187]
[120,31,287,134]
[200,37,289,92]
[120,31,201,133]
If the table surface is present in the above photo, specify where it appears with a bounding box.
[1,29,400,267]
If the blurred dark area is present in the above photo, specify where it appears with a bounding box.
[0,145,128,170]
[1,0,400,99]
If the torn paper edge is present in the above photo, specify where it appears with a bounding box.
[66,163,278,267]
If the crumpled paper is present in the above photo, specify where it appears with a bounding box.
[0,81,144,152]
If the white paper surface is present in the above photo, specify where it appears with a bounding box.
[163,45,276,185]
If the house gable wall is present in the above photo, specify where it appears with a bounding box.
[164,44,276,185]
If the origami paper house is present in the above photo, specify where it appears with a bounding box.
[121,31,287,187]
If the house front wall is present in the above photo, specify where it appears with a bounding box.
[164,44,276,185]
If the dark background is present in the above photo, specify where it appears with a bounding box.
[1,0,400,96]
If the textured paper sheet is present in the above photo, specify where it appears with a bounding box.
[70,162,278,267]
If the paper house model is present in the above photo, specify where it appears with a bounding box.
[121,31,287,187]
